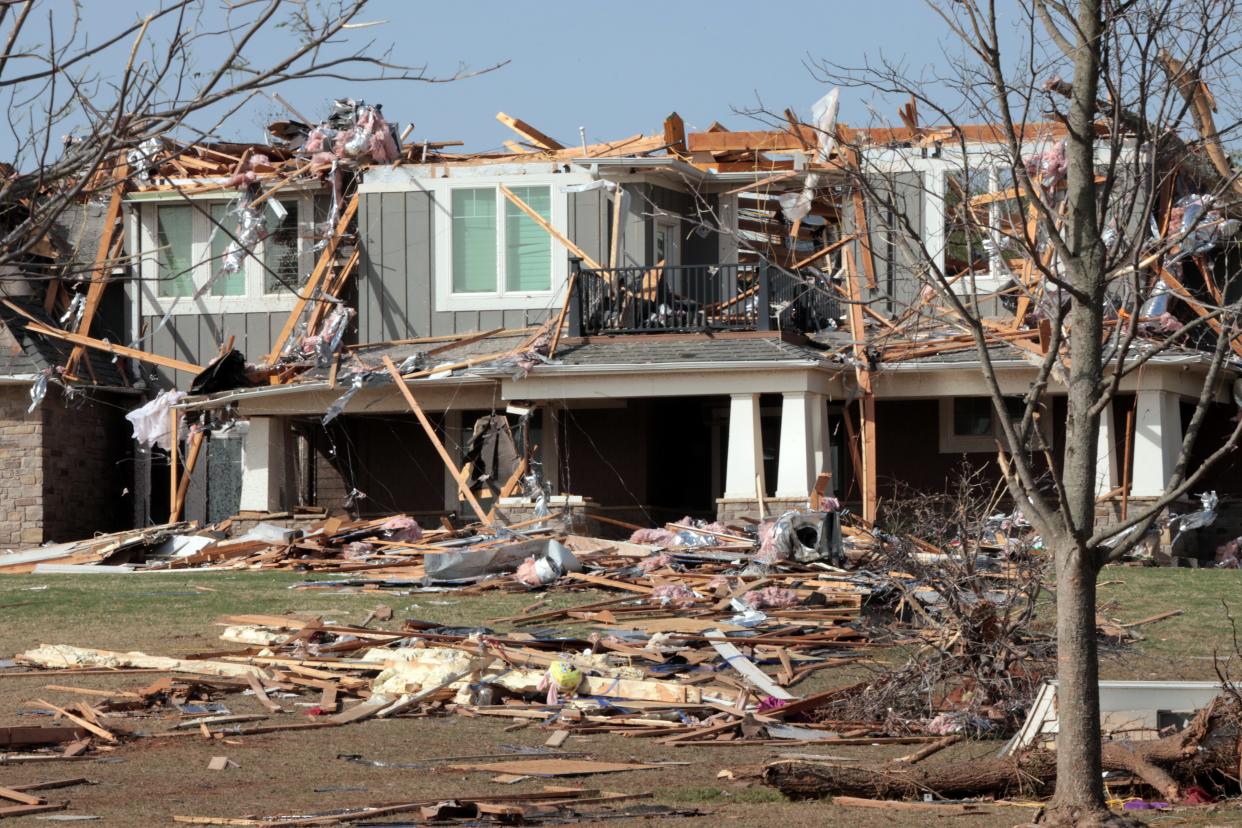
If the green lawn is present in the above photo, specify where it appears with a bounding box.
[0,566,1240,826]
[1095,565,1242,681]
[0,572,611,657]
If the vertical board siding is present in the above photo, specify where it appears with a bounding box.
[378,191,408,340]
[407,191,432,336]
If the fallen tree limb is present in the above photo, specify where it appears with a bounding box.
[763,695,1240,802]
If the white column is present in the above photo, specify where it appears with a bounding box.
[724,393,764,499]
[1131,390,1182,498]
[776,392,816,498]
[1094,401,1119,497]
[443,410,463,512]
[239,417,287,512]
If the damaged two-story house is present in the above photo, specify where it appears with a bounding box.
[105,104,1238,561]
[6,97,1235,558]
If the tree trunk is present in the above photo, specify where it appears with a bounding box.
[1050,547,1107,814]
[763,695,1241,818]
[1049,0,1113,821]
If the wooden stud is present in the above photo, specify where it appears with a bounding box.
[265,195,359,368]
[662,112,687,157]
[170,428,204,523]
[64,171,127,377]
[499,185,602,270]
[4,305,205,375]
[496,112,564,151]
[381,356,490,525]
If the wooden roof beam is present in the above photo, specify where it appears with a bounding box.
[496,112,564,151]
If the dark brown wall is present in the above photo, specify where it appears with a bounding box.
[560,405,650,510]
[41,387,132,542]
[873,396,1065,502]
[314,415,448,518]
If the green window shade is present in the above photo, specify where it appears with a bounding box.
[156,205,194,297]
[505,186,551,291]
[264,200,301,293]
[209,203,245,296]
[451,188,497,293]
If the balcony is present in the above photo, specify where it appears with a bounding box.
[567,259,838,337]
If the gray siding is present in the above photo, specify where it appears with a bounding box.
[140,311,281,386]
[568,189,608,266]
[352,180,726,341]
[843,171,925,314]
[356,189,625,340]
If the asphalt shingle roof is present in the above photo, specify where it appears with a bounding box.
[0,297,126,386]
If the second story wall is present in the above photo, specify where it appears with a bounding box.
[125,187,328,387]
[355,166,726,341]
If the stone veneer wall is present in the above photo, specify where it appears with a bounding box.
[0,385,43,546]
[0,385,131,548]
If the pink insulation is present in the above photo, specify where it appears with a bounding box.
[629,528,679,546]
[380,515,423,543]
[637,552,673,572]
[743,586,801,610]
[650,583,697,606]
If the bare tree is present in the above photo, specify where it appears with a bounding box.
[0,0,497,281]
[791,1,1242,823]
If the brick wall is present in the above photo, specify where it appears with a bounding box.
[0,385,43,547]
[0,384,132,548]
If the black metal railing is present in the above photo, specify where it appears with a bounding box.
[567,258,839,336]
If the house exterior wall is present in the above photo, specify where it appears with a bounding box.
[356,189,556,342]
[138,311,284,388]
[842,170,926,315]
[41,387,131,542]
[312,414,448,518]
[873,395,1066,502]
[353,177,724,342]
[0,385,44,546]
[0,385,130,548]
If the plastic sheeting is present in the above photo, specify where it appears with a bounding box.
[422,538,580,585]
[26,372,48,414]
[780,88,840,224]
[322,372,367,426]
[1168,195,1241,262]
[125,390,187,451]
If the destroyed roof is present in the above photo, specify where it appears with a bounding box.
[0,297,126,386]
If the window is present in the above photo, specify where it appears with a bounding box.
[156,205,194,297]
[505,186,551,291]
[942,162,1034,281]
[448,185,553,295]
[939,396,1050,453]
[264,199,303,294]
[423,173,587,312]
[138,194,315,314]
[209,203,244,297]
[452,188,498,293]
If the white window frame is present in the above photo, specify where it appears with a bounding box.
[426,173,589,312]
[133,192,315,317]
[938,396,1052,454]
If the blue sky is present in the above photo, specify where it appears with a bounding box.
[7,1,1028,160]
